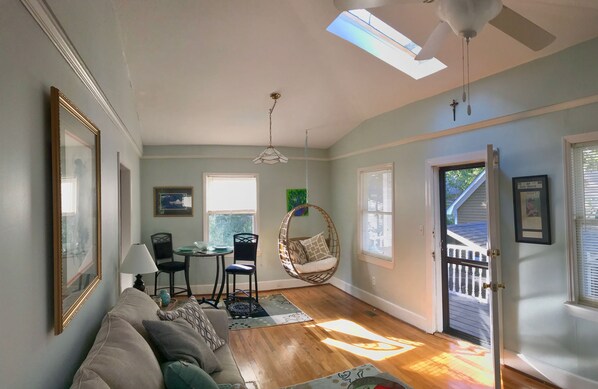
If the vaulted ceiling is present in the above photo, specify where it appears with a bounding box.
[113,0,598,149]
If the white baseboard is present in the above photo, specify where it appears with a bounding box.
[329,276,429,331]
[504,349,598,389]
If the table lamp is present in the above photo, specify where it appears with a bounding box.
[121,243,158,292]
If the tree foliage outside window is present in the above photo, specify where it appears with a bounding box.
[208,214,254,246]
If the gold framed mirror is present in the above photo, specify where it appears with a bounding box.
[51,86,101,335]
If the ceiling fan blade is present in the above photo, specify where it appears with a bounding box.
[520,0,598,10]
[415,21,452,61]
[333,0,421,12]
[489,5,556,51]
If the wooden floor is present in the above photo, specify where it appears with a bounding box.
[229,285,557,389]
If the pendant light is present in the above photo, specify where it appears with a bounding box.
[253,92,288,164]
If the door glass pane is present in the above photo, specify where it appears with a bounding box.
[442,165,490,346]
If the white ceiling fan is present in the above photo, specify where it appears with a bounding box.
[333,0,558,60]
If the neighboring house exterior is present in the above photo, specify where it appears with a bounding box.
[447,171,487,225]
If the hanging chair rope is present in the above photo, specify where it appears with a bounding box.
[278,203,340,284]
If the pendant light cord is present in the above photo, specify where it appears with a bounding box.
[268,98,278,147]
[305,129,309,204]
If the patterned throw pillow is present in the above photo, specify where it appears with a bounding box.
[288,240,308,265]
[157,296,225,351]
[300,232,331,262]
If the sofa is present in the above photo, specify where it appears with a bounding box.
[70,288,246,388]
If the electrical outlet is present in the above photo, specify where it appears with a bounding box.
[371,275,376,286]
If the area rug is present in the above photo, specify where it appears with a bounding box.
[226,294,312,330]
[169,294,312,330]
[280,364,412,389]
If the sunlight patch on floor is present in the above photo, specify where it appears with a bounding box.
[406,351,494,387]
[317,319,416,361]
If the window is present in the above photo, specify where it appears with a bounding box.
[204,174,258,246]
[358,164,394,267]
[568,140,598,310]
[327,9,446,79]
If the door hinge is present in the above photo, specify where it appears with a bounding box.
[483,282,506,292]
[486,248,501,257]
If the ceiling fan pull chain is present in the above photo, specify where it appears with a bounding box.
[461,38,466,103]
[466,38,472,116]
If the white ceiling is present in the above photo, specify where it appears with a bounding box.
[113,0,598,149]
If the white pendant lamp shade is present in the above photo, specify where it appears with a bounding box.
[254,92,288,165]
[121,243,158,274]
[253,146,289,164]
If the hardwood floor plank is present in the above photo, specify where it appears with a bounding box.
[228,285,557,389]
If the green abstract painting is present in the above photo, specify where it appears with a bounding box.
[286,188,308,216]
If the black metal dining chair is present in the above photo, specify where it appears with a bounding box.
[225,233,259,313]
[150,232,190,296]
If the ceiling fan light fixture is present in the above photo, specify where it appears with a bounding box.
[437,0,503,39]
[253,92,288,165]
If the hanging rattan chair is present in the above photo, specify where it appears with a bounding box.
[278,203,340,284]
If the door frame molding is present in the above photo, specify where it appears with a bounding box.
[424,150,486,333]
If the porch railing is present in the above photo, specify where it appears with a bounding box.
[446,244,490,302]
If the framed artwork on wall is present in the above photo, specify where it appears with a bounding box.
[286,188,308,216]
[512,175,551,245]
[154,186,193,216]
[51,86,102,335]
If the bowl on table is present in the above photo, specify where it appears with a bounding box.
[194,241,208,251]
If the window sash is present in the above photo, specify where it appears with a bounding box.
[571,142,598,308]
[359,165,393,262]
[204,174,258,245]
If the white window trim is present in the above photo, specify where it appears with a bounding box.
[203,173,259,244]
[563,130,598,323]
[357,163,395,269]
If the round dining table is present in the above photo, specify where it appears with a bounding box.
[172,247,233,308]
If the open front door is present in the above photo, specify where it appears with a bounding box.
[485,144,503,388]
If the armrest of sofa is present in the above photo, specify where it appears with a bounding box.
[203,309,229,343]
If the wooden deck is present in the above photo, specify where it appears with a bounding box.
[448,291,491,345]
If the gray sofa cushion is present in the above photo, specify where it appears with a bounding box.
[210,344,245,386]
[71,314,164,389]
[143,318,222,374]
[109,287,161,342]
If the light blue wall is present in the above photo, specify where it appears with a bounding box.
[0,1,141,387]
[329,38,598,381]
[140,145,330,289]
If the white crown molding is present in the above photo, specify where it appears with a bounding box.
[21,0,143,156]
[141,154,328,161]
[330,94,598,161]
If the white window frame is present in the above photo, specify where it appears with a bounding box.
[203,173,259,245]
[564,131,598,323]
[357,163,395,269]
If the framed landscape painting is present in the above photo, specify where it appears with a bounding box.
[154,187,194,216]
[512,175,551,245]
[51,86,102,335]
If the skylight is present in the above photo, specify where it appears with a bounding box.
[327,9,446,80]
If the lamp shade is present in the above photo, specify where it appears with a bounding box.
[121,243,158,274]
